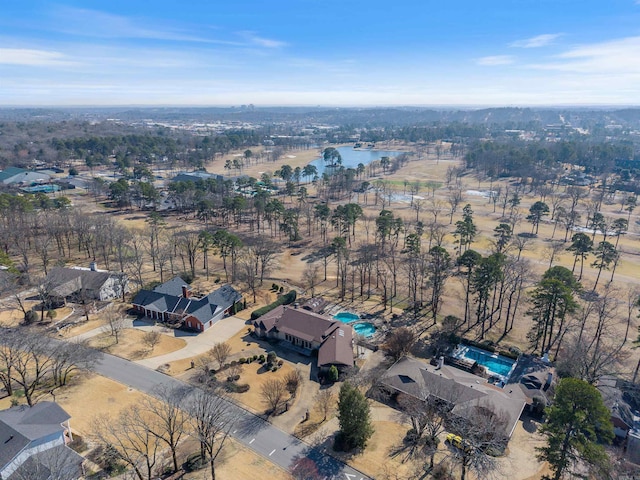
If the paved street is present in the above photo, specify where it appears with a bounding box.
[92,350,371,480]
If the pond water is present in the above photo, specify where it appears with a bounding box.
[310,146,406,175]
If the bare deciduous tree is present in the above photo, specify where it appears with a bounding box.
[210,342,231,369]
[142,385,189,474]
[302,262,322,297]
[49,339,98,387]
[260,378,287,414]
[102,305,126,344]
[316,389,334,422]
[92,406,160,480]
[188,386,235,480]
[142,331,161,352]
[382,327,417,361]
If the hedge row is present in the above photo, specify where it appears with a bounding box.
[250,290,297,320]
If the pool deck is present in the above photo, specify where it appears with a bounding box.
[452,345,518,384]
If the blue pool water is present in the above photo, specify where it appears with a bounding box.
[458,345,516,378]
[352,322,376,338]
[333,312,360,323]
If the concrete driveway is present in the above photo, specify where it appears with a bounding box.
[135,315,247,369]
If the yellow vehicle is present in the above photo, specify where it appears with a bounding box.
[446,433,472,453]
[446,433,463,448]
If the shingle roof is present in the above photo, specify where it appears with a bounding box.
[0,422,28,472]
[0,402,70,470]
[152,276,188,296]
[256,306,354,367]
[381,357,527,438]
[7,444,84,480]
[318,324,354,367]
[0,167,26,183]
[132,277,241,325]
[46,267,120,297]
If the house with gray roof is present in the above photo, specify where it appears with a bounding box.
[45,264,128,302]
[252,305,354,370]
[0,402,83,480]
[379,356,527,439]
[0,167,51,186]
[132,277,242,332]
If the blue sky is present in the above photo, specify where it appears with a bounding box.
[1,1,640,106]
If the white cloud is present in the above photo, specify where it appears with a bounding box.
[0,48,74,66]
[529,35,640,74]
[510,33,563,48]
[237,31,287,48]
[476,55,515,66]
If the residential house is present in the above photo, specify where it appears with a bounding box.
[132,277,242,332]
[45,264,128,303]
[379,356,527,439]
[0,402,84,480]
[252,305,354,369]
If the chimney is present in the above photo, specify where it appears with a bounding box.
[436,356,444,370]
[89,261,97,271]
[294,302,299,309]
[182,286,190,298]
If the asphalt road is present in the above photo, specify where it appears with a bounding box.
[93,350,371,480]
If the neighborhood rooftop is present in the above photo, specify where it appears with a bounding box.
[254,305,354,367]
[380,356,528,438]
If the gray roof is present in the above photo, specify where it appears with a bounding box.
[0,168,51,185]
[0,167,26,183]
[151,276,188,296]
[132,277,241,325]
[0,402,70,470]
[7,444,84,480]
[46,267,122,297]
[381,357,527,438]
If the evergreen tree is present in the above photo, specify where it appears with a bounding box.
[336,382,374,451]
[537,378,613,480]
[527,266,579,356]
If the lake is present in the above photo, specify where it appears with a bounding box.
[309,146,406,175]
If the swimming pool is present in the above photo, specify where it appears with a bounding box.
[352,322,376,338]
[454,345,517,381]
[333,312,360,323]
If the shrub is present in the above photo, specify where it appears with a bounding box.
[239,357,246,364]
[328,365,339,382]
[267,351,278,363]
[24,310,38,325]
[250,290,297,320]
[68,167,79,176]
[253,355,258,361]
[272,366,278,372]
[259,354,265,361]
[272,283,279,291]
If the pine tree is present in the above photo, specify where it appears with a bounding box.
[537,378,613,480]
[336,382,374,451]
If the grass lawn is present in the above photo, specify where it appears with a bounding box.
[88,328,186,360]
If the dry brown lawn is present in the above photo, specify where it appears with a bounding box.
[88,328,186,360]
[31,374,148,435]
[328,420,416,480]
[222,359,297,415]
